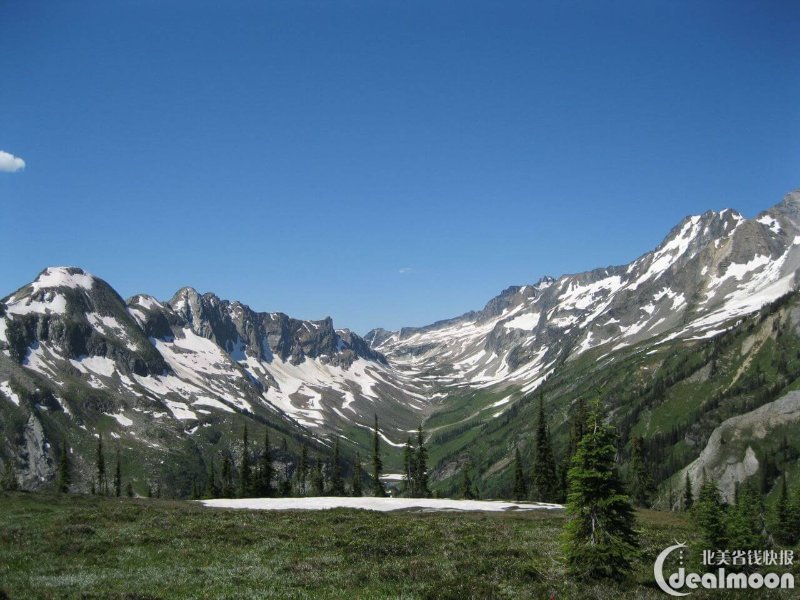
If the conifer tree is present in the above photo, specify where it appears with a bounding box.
[561,402,638,581]
[96,433,107,495]
[512,447,527,502]
[57,443,71,493]
[206,458,219,498]
[330,437,345,496]
[628,436,653,507]
[126,481,134,498]
[351,451,363,497]
[114,449,122,497]
[372,414,386,497]
[297,444,309,496]
[239,424,252,497]
[280,464,292,497]
[532,393,558,502]
[460,464,476,500]
[403,437,415,497]
[683,472,694,510]
[693,476,727,551]
[413,424,429,498]
[773,474,800,546]
[259,428,274,497]
[727,481,763,550]
[311,458,325,496]
[221,453,235,498]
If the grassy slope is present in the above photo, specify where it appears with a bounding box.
[0,492,720,600]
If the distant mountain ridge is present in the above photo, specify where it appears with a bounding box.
[2,189,800,495]
[367,191,800,401]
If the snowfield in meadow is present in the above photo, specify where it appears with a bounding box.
[201,497,563,512]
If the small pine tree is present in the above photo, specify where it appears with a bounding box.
[372,414,386,497]
[205,458,219,498]
[239,425,251,497]
[126,481,134,498]
[561,402,639,581]
[403,438,415,497]
[531,393,558,502]
[628,436,653,507]
[512,447,527,502]
[280,464,292,497]
[330,437,345,496]
[114,449,122,498]
[460,464,476,500]
[413,424,430,498]
[57,444,71,493]
[259,428,274,497]
[683,472,694,510]
[351,451,363,497]
[311,458,325,496]
[96,433,107,495]
[221,453,235,498]
[297,444,309,496]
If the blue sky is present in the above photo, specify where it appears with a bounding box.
[1,1,799,334]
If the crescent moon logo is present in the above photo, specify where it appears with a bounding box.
[654,542,690,597]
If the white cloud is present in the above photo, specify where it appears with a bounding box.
[0,150,25,172]
[399,267,413,274]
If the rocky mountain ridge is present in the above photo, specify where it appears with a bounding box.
[2,189,800,495]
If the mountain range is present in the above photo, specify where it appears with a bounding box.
[3,189,800,501]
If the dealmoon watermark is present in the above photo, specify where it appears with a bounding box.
[654,543,795,596]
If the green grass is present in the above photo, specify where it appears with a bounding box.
[0,491,763,600]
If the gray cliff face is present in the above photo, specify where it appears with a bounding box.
[165,287,386,367]
[0,268,418,490]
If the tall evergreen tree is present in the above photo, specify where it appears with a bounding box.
[311,457,325,496]
[532,393,558,502]
[512,447,527,502]
[693,476,727,551]
[259,428,274,497]
[297,444,309,496]
[727,481,764,551]
[240,425,252,497]
[403,437,415,497]
[57,443,71,493]
[413,424,430,498]
[351,451,363,497]
[114,448,122,497]
[561,402,639,581]
[683,472,694,510]
[330,437,345,496]
[280,464,292,497]
[372,414,386,497]
[628,436,653,507]
[96,433,107,495]
[773,474,800,546]
[205,458,220,498]
[221,453,235,498]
